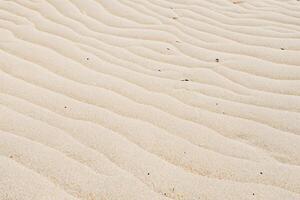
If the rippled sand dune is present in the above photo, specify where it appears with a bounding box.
[0,0,300,199]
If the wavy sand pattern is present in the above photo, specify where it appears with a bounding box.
[0,0,300,199]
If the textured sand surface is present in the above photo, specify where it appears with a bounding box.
[0,0,300,199]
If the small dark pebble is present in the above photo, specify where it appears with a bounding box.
[215,58,219,62]
[9,155,13,158]
[172,17,177,20]
[260,172,263,175]
[86,57,89,60]
[158,69,161,72]
[164,193,167,196]
[181,79,189,81]
[64,106,67,109]
[167,48,170,50]
[147,173,150,175]
[280,48,285,50]
[252,193,255,196]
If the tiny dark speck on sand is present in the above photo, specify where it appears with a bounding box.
[181,79,189,81]
[280,48,285,50]
[9,155,13,158]
[164,193,167,196]
[172,17,177,20]
[147,173,150,175]
[86,57,89,60]
[64,106,67,109]
[216,58,219,62]
[158,69,161,72]
[260,172,263,175]
[167,48,170,50]
[252,193,255,196]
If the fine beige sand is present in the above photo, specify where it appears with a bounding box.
[1,0,300,199]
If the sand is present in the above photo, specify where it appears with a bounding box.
[0,0,300,199]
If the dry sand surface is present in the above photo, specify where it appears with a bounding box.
[0,0,300,199]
